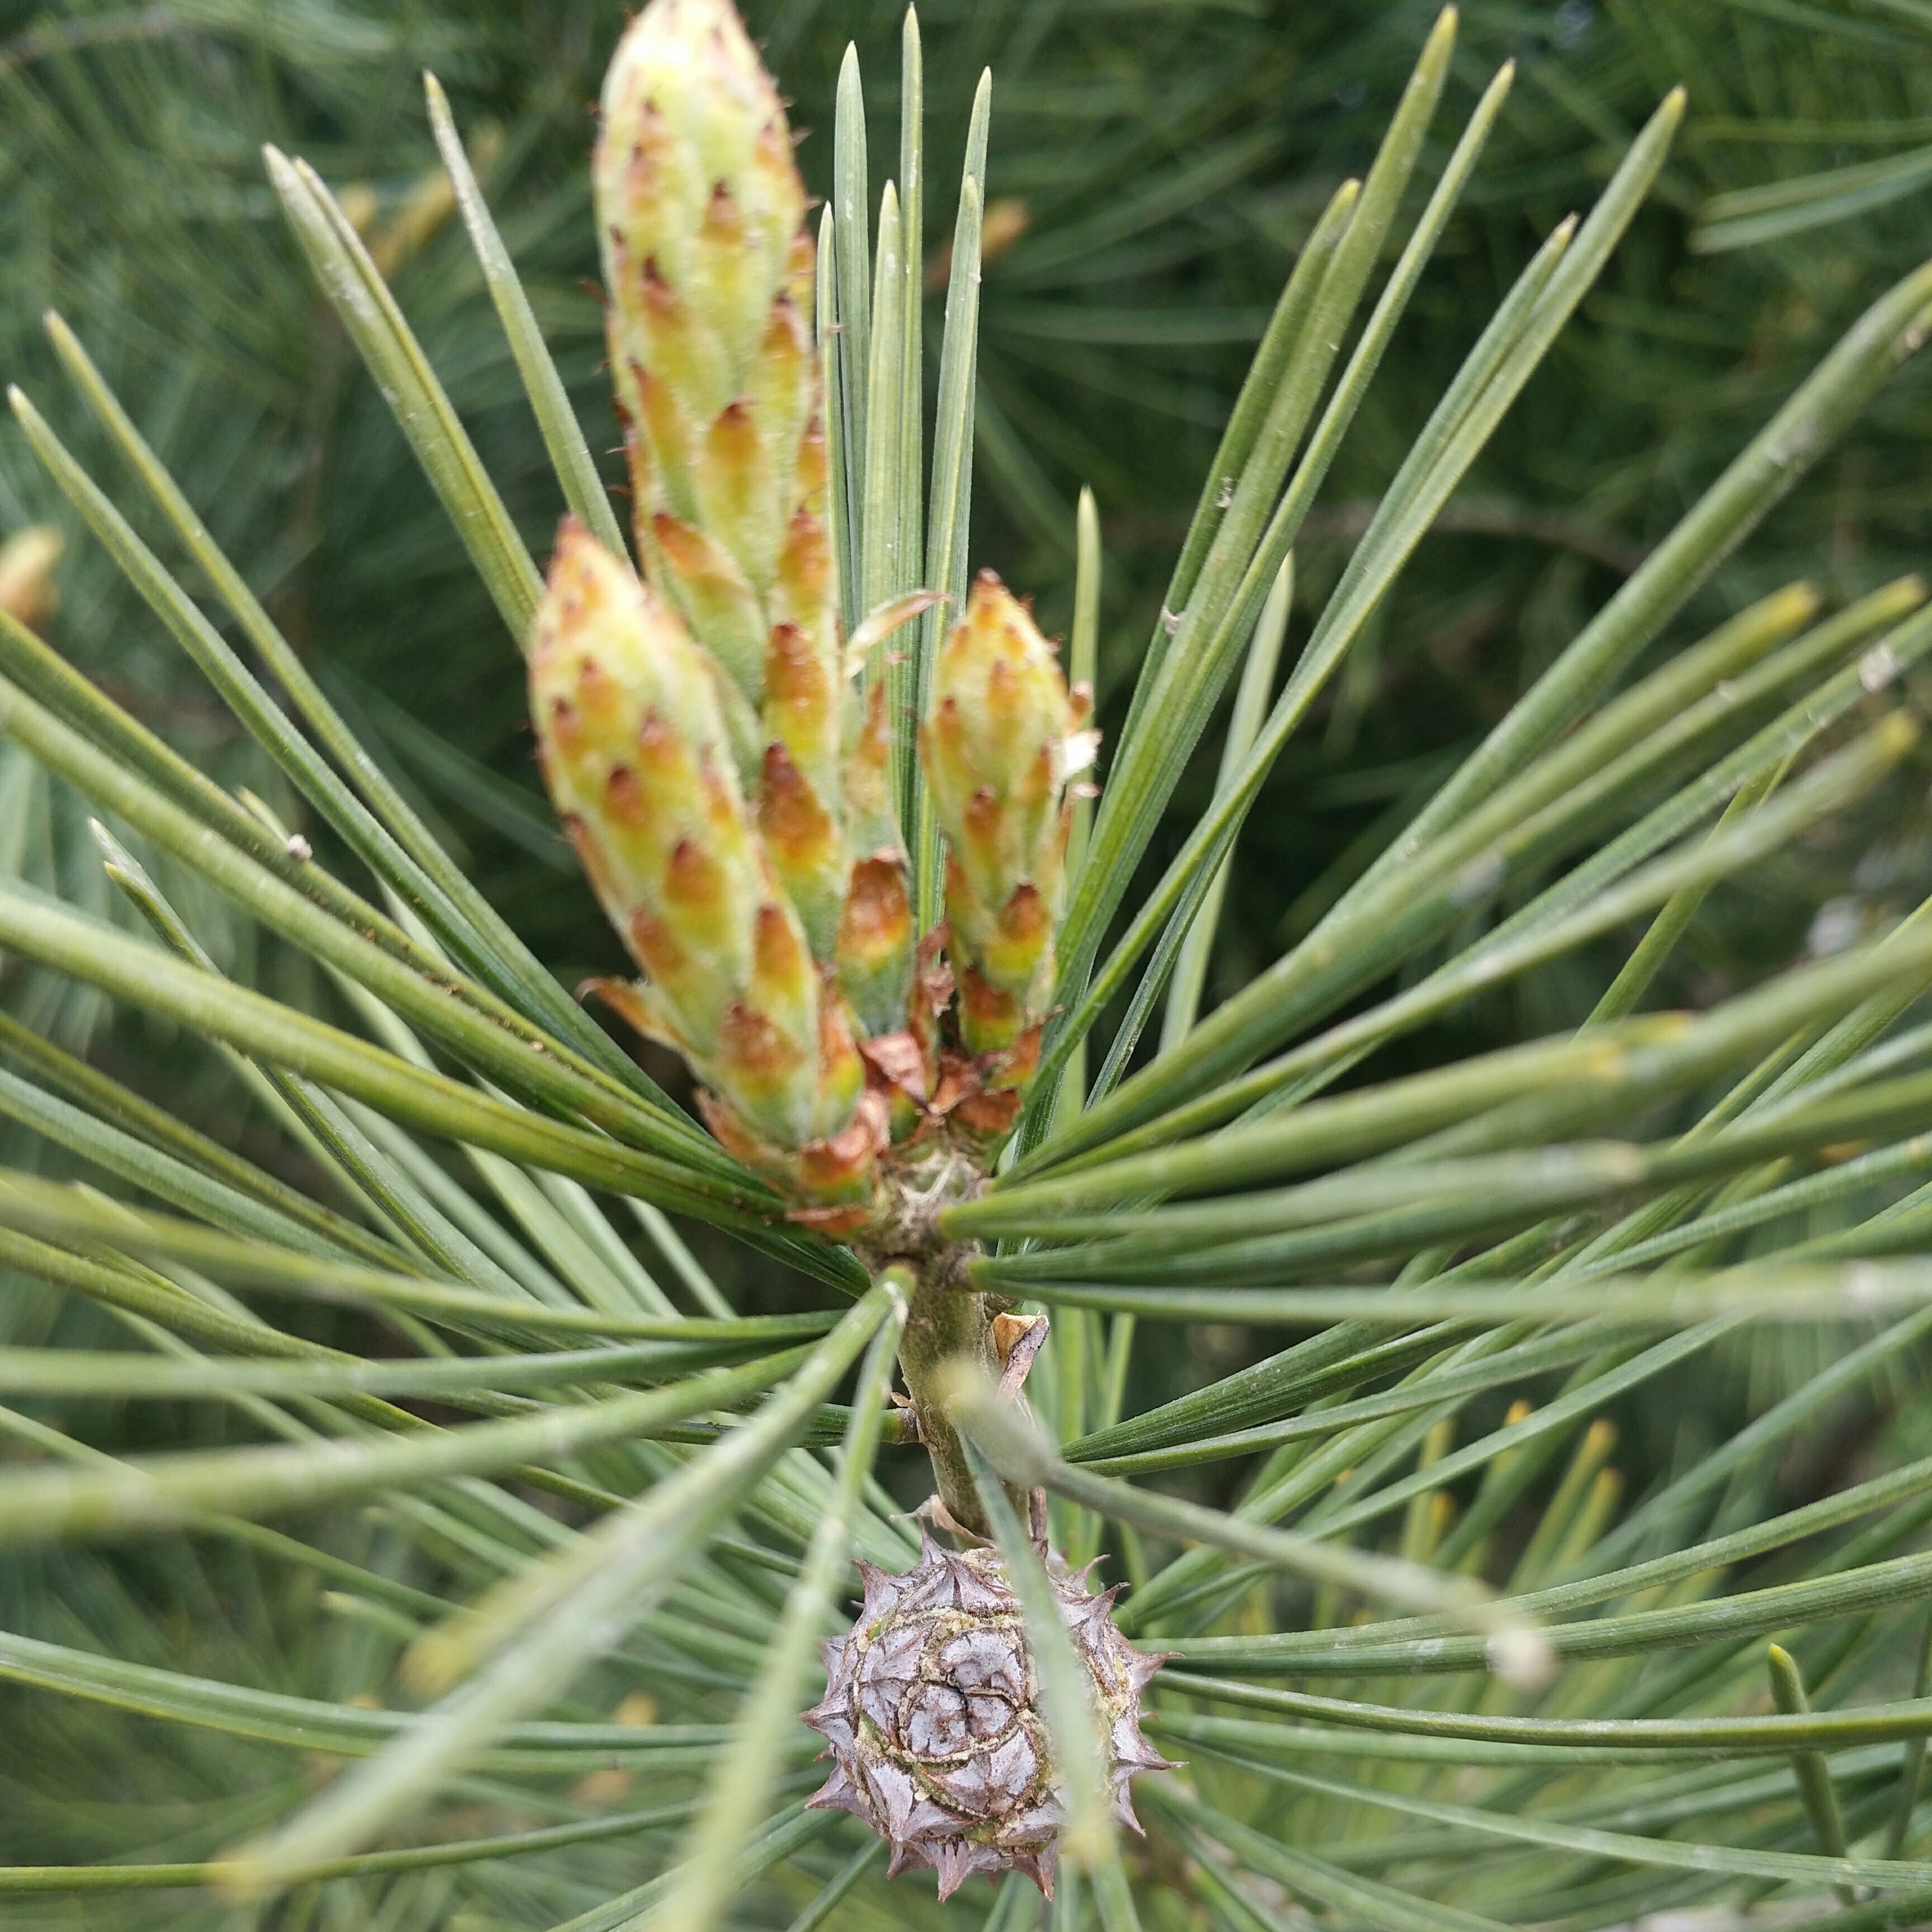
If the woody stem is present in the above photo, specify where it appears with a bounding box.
[894,1250,1000,1538]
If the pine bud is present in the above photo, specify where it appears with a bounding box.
[835,685,917,1039]
[0,525,61,631]
[804,1532,1172,1901]
[596,0,894,1012]
[529,520,862,1161]
[595,0,807,605]
[920,572,1096,1078]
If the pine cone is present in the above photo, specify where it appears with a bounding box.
[803,1532,1172,1900]
[920,572,1097,1091]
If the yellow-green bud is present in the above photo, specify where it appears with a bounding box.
[529,520,861,1156]
[835,686,916,1039]
[921,572,1096,1072]
[595,0,809,605]
[596,0,899,1006]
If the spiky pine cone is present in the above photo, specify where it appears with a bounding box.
[803,1531,1172,1900]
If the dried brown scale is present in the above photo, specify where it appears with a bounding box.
[804,1532,1174,1900]
[850,1145,981,1270]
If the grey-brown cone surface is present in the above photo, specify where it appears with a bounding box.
[803,1531,1172,1899]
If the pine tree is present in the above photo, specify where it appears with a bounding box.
[3,3,1932,1929]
